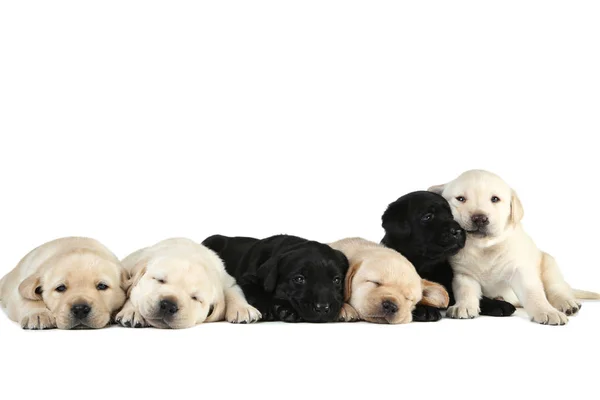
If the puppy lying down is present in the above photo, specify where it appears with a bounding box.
[329,238,449,324]
[431,170,600,325]
[0,237,129,329]
[116,238,260,328]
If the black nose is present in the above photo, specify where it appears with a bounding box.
[471,214,489,227]
[382,300,398,315]
[449,227,464,238]
[71,304,91,319]
[160,300,179,316]
[313,303,331,314]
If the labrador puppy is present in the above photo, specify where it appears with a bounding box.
[0,237,129,329]
[202,234,349,323]
[329,238,449,324]
[116,238,261,329]
[381,191,516,321]
[430,169,600,325]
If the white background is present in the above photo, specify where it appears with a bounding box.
[1,1,599,399]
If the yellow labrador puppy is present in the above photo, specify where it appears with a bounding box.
[116,238,261,328]
[329,238,449,324]
[430,169,600,325]
[0,237,129,329]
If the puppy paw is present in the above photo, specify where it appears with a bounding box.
[273,304,303,322]
[226,303,262,324]
[549,297,580,316]
[446,304,479,319]
[531,309,568,326]
[479,298,516,317]
[115,307,148,328]
[21,310,56,330]
[412,305,442,322]
[338,303,360,322]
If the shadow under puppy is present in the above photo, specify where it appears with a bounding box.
[330,238,449,324]
[202,234,349,322]
[0,237,129,329]
[117,238,260,329]
[381,191,516,321]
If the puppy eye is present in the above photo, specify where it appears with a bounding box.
[293,275,305,284]
[333,277,342,285]
[368,280,381,287]
[55,284,67,293]
[456,196,466,203]
[96,283,109,291]
[491,196,501,203]
[421,213,434,222]
[154,277,166,284]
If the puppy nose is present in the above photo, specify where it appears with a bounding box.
[313,303,330,314]
[471,214,489,227]
[71,304,91,319]
[449,227,464,238]
[382,300,398,315]
[160,300,179,316]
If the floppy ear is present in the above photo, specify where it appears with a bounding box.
[382,219,411,241]
[256,257,279,293]
[19,274,43,301]
[126,261,147,297]
[119,267,132,293]
[420,279,449,308]
[428,184,446,195]
[344,260,362,302]
[509,189,524,225]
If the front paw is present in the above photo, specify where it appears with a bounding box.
[272,304,303,322]
[447,304,480,319]
[226,303,262,324]
[115,307,148,328]
[412,305,442,322]
[479,298,516,317]
[21,310,56,330]
[338,303,360,322]
[549,297,580,316]
[531,309,568,326]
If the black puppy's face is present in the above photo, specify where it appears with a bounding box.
[382,191,466,260]
[263,246,348,322]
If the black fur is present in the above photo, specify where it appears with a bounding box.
[202,234,349,323]
[381,191,516,321]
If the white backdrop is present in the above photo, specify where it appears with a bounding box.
[1,2,599,399]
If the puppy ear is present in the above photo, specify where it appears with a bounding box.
[382,219,411,240]
[256,257,279,293]
[119,267,132,293]
[420,279,449,308]
[126,262,147,297]
[344,260,362,302]
[19,274,43,301]
[428,184,446,195]
[509,189,524,225]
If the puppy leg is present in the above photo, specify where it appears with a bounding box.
[115,300,148,328]
[272,302,304,322]
[479,297,516,317]
[510,267,568,325]
[19,299,56,330]
[224,284,262,324]
[446,273,481,319]
[412,305,442,322]
[338,303,360,322]
[540,253,580,316]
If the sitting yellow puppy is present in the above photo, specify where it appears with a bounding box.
[0,237,129,329]
[330,238,449,324]
[116,238,261,329]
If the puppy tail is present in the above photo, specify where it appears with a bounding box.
[572,289,600,300]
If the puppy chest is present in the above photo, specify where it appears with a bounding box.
[452,249,515,283]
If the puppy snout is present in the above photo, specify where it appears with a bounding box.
[159,299,179,316]
[382,300,398,315]
[312,303,331,314]
[71,303,91,319]
[471,214,489,227]
[449,226,464,238]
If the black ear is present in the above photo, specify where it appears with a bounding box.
[256,257,279,292]
[382,218,411,240]
[333,250,350,275]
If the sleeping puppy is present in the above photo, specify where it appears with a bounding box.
[381,191,516,321]
[116,238,260,328]
[329,238,449,324]
[430,169,600,325]
[202,234,349,323]
[0,237,129,329]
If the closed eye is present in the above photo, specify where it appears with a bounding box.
[367,280,381,286]
[154,277,166,284]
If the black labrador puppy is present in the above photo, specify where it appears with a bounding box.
[381,191,516,321]
[202,234,349,323]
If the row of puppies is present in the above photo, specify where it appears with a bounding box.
[0,235,446,329]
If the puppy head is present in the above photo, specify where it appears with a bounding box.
[127,257,220,329]
[381,191,466,262]
[344,253,445,324]
[255,243,349,322]
[19,250,129,329]
[429,170,524,240]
